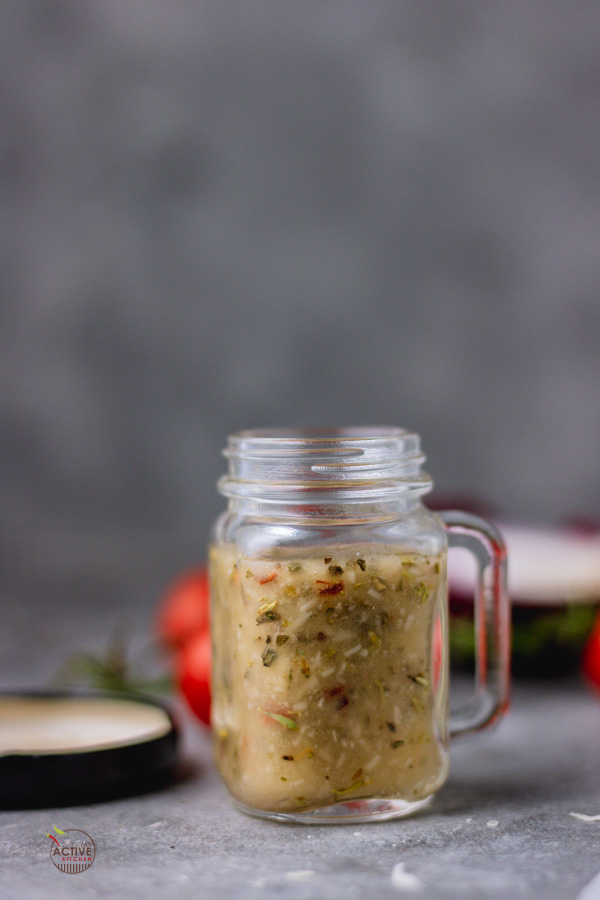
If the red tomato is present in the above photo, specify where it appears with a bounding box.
[177,628,212,725]
[582,611,600,693]
[156,568,210,649]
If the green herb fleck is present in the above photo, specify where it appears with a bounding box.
[391,740,404,749]
[333,778,364,798]
[246,569,253,578]
[434,563,440,574]
[258,599,278,615]
[276,634,289,646]
[262,648,277,667]
[328,565,344,576]
[415,583,429,603]
[288,562,301,572]
[256,599,280,624]
[256,613,278,625]
[356,558,366,571]
[386,722,396,732]
[258,708,298,729]
[300,659,311,679]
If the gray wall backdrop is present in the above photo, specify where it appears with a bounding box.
[2,0,600,552]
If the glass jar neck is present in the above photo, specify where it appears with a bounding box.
[218,427,432,521]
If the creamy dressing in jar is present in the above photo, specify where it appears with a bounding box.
[210,544,449,814]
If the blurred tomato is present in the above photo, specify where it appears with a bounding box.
[156,568,209,650]
[177,628,212,725]
[582,611,600,693]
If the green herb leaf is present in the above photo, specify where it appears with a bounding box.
[333,778,364,798]
[258,708,298,729]
[415,583,429,603]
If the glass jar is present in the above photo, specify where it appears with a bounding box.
[209,427,509,823]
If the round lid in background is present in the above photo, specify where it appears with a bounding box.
[0,690,179,809]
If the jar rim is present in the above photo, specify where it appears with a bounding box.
[230,425,412,443]
[218,426,432,503]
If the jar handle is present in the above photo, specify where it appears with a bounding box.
[438,510,510,739]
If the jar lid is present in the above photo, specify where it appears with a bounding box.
[0,690,179,809]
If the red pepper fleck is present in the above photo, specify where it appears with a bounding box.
[336,694,350,710]
[317,581,343,596]
[324,685,346,698]
[258,573,277,584]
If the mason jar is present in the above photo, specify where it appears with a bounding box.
[209,427,509,823]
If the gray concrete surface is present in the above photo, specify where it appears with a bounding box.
[1,680,600,899]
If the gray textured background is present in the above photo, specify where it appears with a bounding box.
[2,0,600,548]
[2,11,600,894]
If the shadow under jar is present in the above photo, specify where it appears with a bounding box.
[209,427,509,823]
